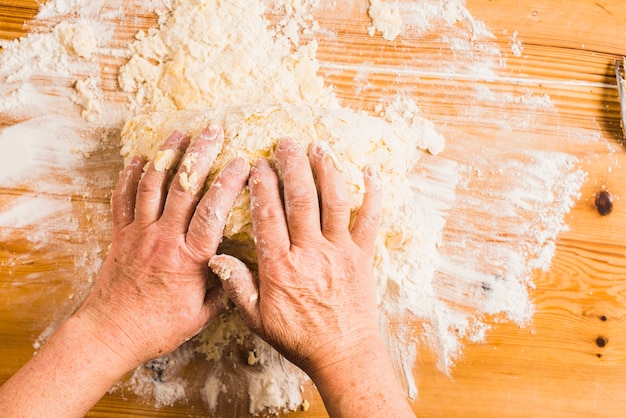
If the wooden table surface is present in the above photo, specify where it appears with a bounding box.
[1,0,626,417]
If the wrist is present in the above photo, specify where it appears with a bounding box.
[307,333,388,384]
[304,331,384,380]
[65,309,143,377]
[0,313,137,418]
[307,335,414,418]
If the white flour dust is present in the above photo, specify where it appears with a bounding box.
[0,0,592,415]
[510,30,524,57]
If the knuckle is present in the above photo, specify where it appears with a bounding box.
[327,195,350,214]
[196,202,227,226]
[252,199,284,223]
[357,215,379,234]
[136,174,160,197]
[286,189,317,211]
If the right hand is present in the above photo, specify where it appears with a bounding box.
[209,138,383,376]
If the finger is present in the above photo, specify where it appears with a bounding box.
[134,130,189,226]
[160,124,225,233]
[185,157,249,260]
[308,141,351,241]
[275,138,321,246]
[111,155,145,235]
[350,166,383,254]
[249,158,290,263]
[208,254,264,336]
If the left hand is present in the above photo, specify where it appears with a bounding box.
[76,124,249,369]
[209,139,383,376]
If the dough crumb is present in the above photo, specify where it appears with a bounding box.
[178,172,198,192]
[153,149,180,172]
[56,21,97,59]
[367,0,403,41]
[301,399,310,412]
[247,350,260,366]
[69,78,101,122]
[178,152,199,192]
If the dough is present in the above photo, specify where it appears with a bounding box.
[368,0,403,41]
[121,104,419,246]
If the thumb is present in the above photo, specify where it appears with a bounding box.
[208,254,264,336]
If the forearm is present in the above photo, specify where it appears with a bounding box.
[309,337,415,418]
[0,313,134,418]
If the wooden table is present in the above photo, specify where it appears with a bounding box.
[1,1,626,416]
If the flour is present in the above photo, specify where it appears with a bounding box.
[198,327,308,415]
[375,95,444,154]
[0,28,72,83]
[0,115,88,188]
[0,194,76,241]
[400,0,494,39]
[510,30,523,57]
[0,0,595,416]
[128,345,193,407]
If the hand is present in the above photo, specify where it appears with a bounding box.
[77,124,249,369]
[209,138,383,376]
[210,139,415,417]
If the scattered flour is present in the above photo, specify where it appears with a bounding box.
[510,30,524,57]
[0,195,74,234]
[0,115,90,188]
[400,0,494,40]
[128,345,193,407]
[0,0,594,415]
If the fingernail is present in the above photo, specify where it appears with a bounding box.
[121,156,143,178]
[276,137,299,152]
[364,165,382,188]
[169,130,188,145]
[251,158,270,173]
[128,155,143,166]
[215,264,232,281]
[230,157,250,175]
[310,141,328,158]
[249,159,271,192]
[199,123,224,142]
[312,141,343,172]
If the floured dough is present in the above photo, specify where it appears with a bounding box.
[115,0,447,412]
[56,21,97,59]
[70,78,101,122]
[121,104,420,245]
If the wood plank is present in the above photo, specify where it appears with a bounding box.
[0,1,39,40]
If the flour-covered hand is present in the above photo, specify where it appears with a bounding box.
[76,124,249,369]
[209,139,416,417]
[210,138,383,375]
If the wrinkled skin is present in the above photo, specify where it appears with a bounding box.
[79,124,250,367]
[209,138,383,377]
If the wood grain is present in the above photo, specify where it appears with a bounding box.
[1,0,626,417]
